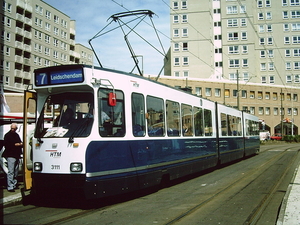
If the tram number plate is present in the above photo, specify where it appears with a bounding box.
[51,165,60,170]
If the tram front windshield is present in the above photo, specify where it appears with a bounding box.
[35,92,94,138]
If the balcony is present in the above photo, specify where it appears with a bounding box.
[15,69,23,78]
[69,39,75,46]
[24,44,31,52]
[23,58,30,64]
[16,13,24,23]
[24,17,32,26]
[24,72,31,79]
[15,55,24,64]
[24,30,32,39]
[15,41,24,50]
[15,27,24,36]
[25,4,32,12]
[16,0,25,8]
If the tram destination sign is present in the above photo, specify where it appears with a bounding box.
[35,68,84,86]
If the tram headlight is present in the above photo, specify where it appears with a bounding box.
[70,162,82,172]
[34,162,43,171]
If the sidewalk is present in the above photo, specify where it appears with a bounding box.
[277,163,300,225]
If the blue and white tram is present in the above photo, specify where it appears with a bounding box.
[23,64,260,199]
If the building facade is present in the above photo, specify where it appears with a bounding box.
[1,0,93,93]
[165,0,300,135]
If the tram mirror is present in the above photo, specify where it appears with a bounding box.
[108,92,117,106]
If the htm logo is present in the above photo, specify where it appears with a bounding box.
[50,152,62,157]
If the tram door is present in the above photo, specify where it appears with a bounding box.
[23,90,36,190]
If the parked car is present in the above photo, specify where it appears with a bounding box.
[270,133,282,140]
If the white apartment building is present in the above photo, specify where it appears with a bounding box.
[1,0,93,93]
[164,0,300,135]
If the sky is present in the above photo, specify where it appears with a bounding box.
[43,0,171,75]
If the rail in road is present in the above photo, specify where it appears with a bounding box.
[3,143,300,225]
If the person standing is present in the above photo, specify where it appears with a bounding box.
[3,123,23,192]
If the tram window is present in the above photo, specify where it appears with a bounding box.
[236,117,242,136]
[227,114,233,136]
[221,113,227,136]
[166,100,180,136]
[182,104,193,136]
[194,107,203,136]
[35,92,94,138]
[132,93,146,137]
[204,109,212,136]
[98,88,125,137]
[146,96,165,137]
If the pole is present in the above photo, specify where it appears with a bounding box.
[281,88,284,136]
[237,70,239,110]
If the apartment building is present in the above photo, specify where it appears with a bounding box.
[165,0,300,135]
[1,0,93,93]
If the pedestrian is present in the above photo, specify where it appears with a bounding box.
[3,123,23,192]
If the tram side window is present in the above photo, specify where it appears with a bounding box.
[194,107,204,136]
[204,109,213,136]
[132,93,146,137]
[221,113,227,136]
[98,88,125,137]
[182,104,193,136]
[236,117,242,136]
[166,100,180,136]
[146,96,165,137]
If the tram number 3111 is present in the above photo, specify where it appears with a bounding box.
[51,165,60,170]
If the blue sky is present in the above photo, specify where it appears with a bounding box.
[43,0,171,75]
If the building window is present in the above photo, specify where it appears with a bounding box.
[240,5,246,13]
[259,25,265,33]
[242,59,248,67]
[284,24,289,31]
[269,62,274,71]
[260,50,266,58]
[260,37,265,45]
[242,45,248,54]
[262,76,267,83]
[227,6,238,14]
[195,87,202,96]
[45,10,51,19]
[293,36,300,44]
[173,29,179,37]
[261,63,266,71]
[250,107,255,115]
[182,14,188,23]
[183,71,189,77]
[183,57,189,65]
[294,49,300,56]
[286,49,291,57]
[241,32,247,40]
[228,46,239,54]
[283,11,288,19]
[228,32,238,40]
[291,0,300,5]
[268,37,273,45]
[259,107,264,115]
[242,90,247,98]
[258,12,264,20]
[174,57,180,66]
[266,0,271,7]
[182,1,187,9]
[229,73,237,80]
[215,88,221,97]
[268,49,274,58]
[205,88,211,96]
[174,43,179,51]
[266,12,272,20]
[173,15,179,23]
[182,28,188,37]
[266,92,270,99]
[173,1,179,9]
[240,18,247,27]
[274,107,278,115]
[267,24,272,32]
[228,19,238,27]
[229,59,239,67]
[294,62,300,69]
[257,0,263,7]
[284,36,290,44]
[266,107,270,115]
[270,76,275,83]
[282,0,288,6]
[291,10,300,18]
[250,91,255,99]
[174,71,180,77]
[182,42,188,51]
[225,89,230,98]
[286,62,292,70]
[292,23,300,31]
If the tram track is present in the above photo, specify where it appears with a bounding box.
[164,145,300,225]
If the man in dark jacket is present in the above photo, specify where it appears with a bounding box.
[3,123,23,192]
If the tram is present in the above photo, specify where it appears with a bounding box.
[23,64,260,199]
